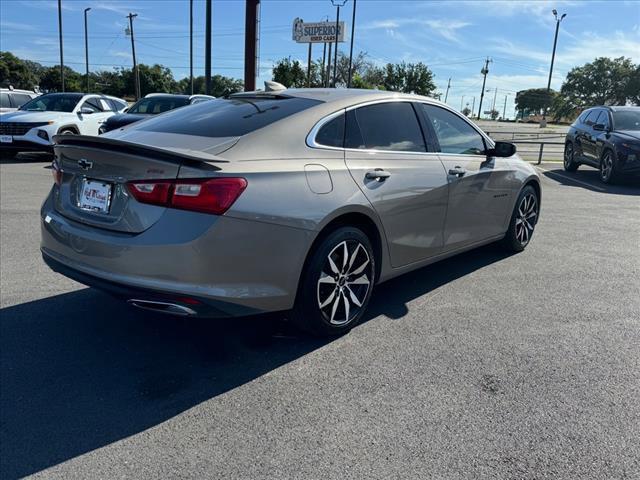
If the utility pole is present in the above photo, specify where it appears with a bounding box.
[307,43,313,87]
[491,87,498,111]
[126,13,140,100]
[331,0,347,87]
[244,0,260,91]
[444,77,451,103]
[543,9,567,125]
[503,94,508,120]
[321,40,327,86]
[205,0,212,95]
[325,35,332,88]
[58,0,64,91]
[477,57,491,119]
[471,96,475,117]
[190,0,193,94]
[460,95,465,111]
[347,0,356,87]
[84,8,91,93]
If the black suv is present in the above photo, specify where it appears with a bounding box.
[564,106,640,184]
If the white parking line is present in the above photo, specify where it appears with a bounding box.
[535,166,606,192]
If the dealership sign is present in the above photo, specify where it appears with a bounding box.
[292,18,345,43]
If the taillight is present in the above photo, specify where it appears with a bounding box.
[52,159,62,186]
[126,177,247,215]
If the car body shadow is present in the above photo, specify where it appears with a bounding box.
[541,166,640,195]
[0,244,510,479]
[0,152,54,164]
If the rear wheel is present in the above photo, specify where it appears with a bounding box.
[291,226,375,336]
[599,150,617,184]
[563,142,578,172]
[501,185,539,252]
[58,128,77,135]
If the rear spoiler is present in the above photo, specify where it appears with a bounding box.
[53,134,228,170]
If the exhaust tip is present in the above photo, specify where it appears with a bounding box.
[127,299,197,316]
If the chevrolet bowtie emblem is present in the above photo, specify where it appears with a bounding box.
[78,159,93,170]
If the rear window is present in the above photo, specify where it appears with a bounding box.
[133,96,322,137]
[315,113,345,148]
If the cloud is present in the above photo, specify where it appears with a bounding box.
[0,21,36,31]
[360,17,471,43]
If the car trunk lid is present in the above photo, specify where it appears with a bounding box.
[53,134,230,234]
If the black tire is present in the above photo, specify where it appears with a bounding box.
[290,226,376,336]
[58,128,77,135]
[599,149,618,184]
[501,185,539,252]
[563,142,579,172]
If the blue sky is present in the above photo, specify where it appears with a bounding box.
[1,0,639,117]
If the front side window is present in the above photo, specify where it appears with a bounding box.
[19,93,83,112]
[421,104,486,155]
[315,113,345,148]
[345,102,426,152]
[583,110,597,126]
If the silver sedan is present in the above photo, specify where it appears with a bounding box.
[41,88,541,336]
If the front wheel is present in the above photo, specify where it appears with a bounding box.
[502,185,539,252]
[290,226,375,336]
[563,142,579,172]
[599,150,617,184]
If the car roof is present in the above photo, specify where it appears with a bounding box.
[145,93,190,99]
[233,88,447,110]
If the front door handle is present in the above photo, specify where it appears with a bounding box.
[448,166,466,177]
[365,169,391,182]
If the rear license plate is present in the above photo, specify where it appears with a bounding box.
[0,135,12,143]
[79,179,112,213]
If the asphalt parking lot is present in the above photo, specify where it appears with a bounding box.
[1,157,639,479]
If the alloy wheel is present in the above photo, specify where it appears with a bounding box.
[515,193,538,246]
[317,240,372,325]
[600,152,613,181]
[564,143,573,168]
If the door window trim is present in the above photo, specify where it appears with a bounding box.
[306,97,494,156]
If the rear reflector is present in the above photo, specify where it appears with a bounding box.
[52,159,62,186]
[127,177,247,215]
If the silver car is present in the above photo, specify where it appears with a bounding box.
[41,89,541,336]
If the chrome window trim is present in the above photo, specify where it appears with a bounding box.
[306,96,494,155]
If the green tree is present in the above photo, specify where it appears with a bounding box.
[515,88,556,116]
[490,109,500,120]
[272,57,308,88]
[462,106,471,117]
[626,65,640,105]
[176,75,244,96]
[39,66,83,92]
[0,51,40,89]
[560,56,636,107]
[380,62,436,96]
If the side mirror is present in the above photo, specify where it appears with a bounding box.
[80,107,94,114]
[593,123,605,131]
[487,141,516,158]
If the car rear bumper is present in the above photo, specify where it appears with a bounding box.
[41,193,314,317]
[0,140,53,153]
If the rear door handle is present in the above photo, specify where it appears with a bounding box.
[365,169,391,181]
[448,166,466,177]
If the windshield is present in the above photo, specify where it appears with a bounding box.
[128,96,190,114]
[613,110,640,131]
[19,93,83,112]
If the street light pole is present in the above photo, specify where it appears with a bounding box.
[190,0,193,94]
[503,94,508,120]
[331,0,347,88]
[84,7,91,93]
[205,0,212,95]
[58,0,64,91]
[542,10,566,125]
[460,95,465,111]
[347,0,356,87]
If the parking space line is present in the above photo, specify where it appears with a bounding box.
[535,166,606,192]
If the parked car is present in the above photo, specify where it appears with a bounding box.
[564,106,640,183]
[41,88,541,336]
[99,93,215,133]
[0,93,127,156]
[0,87,40,114]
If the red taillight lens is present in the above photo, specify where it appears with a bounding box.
[126,177,247,215]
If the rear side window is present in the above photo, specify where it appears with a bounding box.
[420,104,486,155]
[315,113,345,148]
[345,102,426,152]
[134,96,322,137]
[11,93,32,107]
[0,93,9,108]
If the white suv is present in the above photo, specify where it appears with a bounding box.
[0,88,40,114]
[0,92,127,156]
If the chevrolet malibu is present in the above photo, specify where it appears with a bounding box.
[41,89,541,336]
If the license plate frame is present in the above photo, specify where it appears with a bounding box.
[0,135,13,143]
[78,178,113,213]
